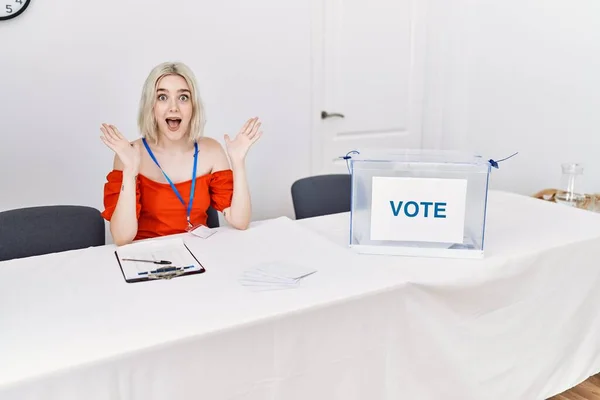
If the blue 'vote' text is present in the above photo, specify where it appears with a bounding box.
[389,201,447,218]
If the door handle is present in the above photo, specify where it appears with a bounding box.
[321,111,345,119]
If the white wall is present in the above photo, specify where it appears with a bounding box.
[0,0,312,240]
[423,0,600,196]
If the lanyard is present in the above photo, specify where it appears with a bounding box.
[142,138,198,229]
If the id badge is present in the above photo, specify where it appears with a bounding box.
[188,224,217,239]
[186,222,205,232]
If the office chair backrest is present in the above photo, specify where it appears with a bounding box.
[0,205,106,262]
[291,174,351,219]
[206,206,219,228]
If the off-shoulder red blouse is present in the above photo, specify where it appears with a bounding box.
[101,169,233,241]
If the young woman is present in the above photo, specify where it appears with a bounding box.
[100,62,262,245]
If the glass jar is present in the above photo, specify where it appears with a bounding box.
[555,163,586,208]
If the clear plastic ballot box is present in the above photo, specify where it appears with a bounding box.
[347,150,492,258]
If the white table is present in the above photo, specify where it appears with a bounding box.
[2,190,600,400]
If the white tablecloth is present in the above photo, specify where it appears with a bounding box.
[2,190,600,400]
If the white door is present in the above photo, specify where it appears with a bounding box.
[311,0,426,174]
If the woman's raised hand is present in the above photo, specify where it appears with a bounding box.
[224,117,263,164]
[100,123,141,175]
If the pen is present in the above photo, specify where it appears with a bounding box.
[122,258,172,265]
[138,265,195,276]
[138,267,175,276]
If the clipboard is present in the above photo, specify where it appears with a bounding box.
[114,237,206,283]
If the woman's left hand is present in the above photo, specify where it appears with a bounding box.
[224,117,263,164]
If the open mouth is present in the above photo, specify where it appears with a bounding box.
[166,118,182,131]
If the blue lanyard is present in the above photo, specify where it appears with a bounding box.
[142,138,198,229]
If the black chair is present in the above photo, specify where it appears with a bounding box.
[291,174,351,219]
[206,206,219,228]
[0,205,106,262]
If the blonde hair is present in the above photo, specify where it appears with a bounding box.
[137,61,205,143]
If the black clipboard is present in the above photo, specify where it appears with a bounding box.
[114,241,206,283]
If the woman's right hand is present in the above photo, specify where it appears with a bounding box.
[100,123,141,176]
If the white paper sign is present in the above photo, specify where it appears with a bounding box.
[370,177,468,243]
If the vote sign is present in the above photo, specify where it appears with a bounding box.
[369,177,468,243]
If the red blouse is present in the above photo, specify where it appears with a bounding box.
[101,169,233,241]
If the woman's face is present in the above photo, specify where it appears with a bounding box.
[153,74,193,142]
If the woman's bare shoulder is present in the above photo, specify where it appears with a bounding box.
[199,136,223,150]
[198,136,230,171]
[198,136,227,157]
